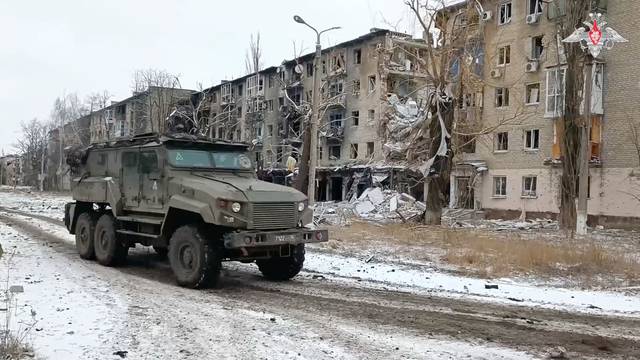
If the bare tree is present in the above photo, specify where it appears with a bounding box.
[15,119,49,190]
[553,0,591,230]
[245,32,263,75]
[85,90,113,140]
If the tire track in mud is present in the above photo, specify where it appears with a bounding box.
[1,208,640,359]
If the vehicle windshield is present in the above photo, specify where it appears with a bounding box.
[167,149,253,170]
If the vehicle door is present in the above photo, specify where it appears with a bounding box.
[121,150,140,208]
[139,149,164,211]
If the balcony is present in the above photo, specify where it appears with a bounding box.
[322,125,344,144]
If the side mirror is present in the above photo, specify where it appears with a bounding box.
[148,170,162,180]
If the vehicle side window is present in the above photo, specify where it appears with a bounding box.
[122,152,138,168]
[140,151,158,174]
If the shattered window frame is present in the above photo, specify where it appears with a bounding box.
[495,87,510,108]
[354,49,362,64]
[498,2,512,25]
[352,111,360,126]
[497,45,510,66]
[366,142,374,157]
[522,176,538,198]
[524,129,540,150]
[531,36,544,60]
[368,75,377,93]
[267,125,273,137]
[350,144,359,159]
[368,109,375,122]
[329,145,341,160]
[318,146,323,160]
[525,83,541,104]
[495,132,509,152]
[493,176,508,197]
[527,0,543,16]
[352,80,361,96]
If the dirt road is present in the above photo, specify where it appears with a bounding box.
[1,207,639,359]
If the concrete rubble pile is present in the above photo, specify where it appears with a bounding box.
[313,187,426,226]
[443,212,559,231]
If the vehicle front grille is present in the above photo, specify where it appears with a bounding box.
[252,203,297,229]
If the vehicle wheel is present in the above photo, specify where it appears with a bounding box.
[168,224,222,289]
[94,214,128,266]
[257,244,305,281]
[75,212,96,260]
[153,246,169,258]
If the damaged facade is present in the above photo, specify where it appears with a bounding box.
[444,0,640,228]
[196,28,432,201]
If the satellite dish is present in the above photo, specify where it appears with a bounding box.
[294,64,304,74]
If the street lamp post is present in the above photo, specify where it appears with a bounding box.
[563,13,627,235]
[293,15,340,205]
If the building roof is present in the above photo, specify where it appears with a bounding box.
[202,28,417,93]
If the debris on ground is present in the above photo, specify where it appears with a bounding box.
[313,187,426,226]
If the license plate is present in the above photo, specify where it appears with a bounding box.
[275,234,297,242]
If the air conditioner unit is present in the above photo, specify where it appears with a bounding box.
[490,69,502,78]
[525,61,539,73]
[526,14,541,24]
[482,11,493,21]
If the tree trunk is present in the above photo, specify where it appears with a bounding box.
[423,97,454,225]
[296,119,311,195]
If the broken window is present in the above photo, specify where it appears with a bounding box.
[352,111,360,126]
[354,49,362,64]
[329,145,341,160]
[237,106,243,117]
[330,53,345,72]
[493,176,507,197]
[318,146,323,160]
[329,82,344,98]
[267,125,273,136]
[368,109,375,122]
[496,132,509,151]
[527,0,542,15]
[217,127,226,139]
[238,84,243,97]
[268,75,274,88]
[366,142,374,156]
[350,144,359,159]
[322,59,327,74]
[545,67,566,117]
[306,62,313,77]
[221,83,233,103]
[278,97,284,107]
[266,100,273,111]
[522,176,537,197]
[532,36,544,59]
[497,45,510,66]
[329,111,344,129]
[276,148,283,163]
[495,87,509,107]
[368,75,376,93]
[525,129,540,150]
[499,2,512,25]
[460,135,476,153]
[212,92,218,103]
[352,80,361,96]
[526,83,540,104]
[279,70,285,82]
[590,116,602,160]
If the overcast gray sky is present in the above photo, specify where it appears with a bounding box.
[0,0,420,153]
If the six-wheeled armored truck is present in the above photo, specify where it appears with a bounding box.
[64,133,327,288]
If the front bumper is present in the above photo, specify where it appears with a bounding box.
[223,228,328,249]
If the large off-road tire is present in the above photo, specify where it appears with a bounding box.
[94,214,128,266]
[153,246,169,258]
[257,244,305,281]
[168,224,222,289]
[75,212,96,260]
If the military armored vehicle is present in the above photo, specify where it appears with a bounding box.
[63,133,327,288]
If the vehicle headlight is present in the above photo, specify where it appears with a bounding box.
[298,202,306,212]
[231,202,242,213]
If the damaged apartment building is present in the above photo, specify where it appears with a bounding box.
[442,0,640,227]
[196,28,432,201]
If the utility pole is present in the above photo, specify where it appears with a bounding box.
[293,15,340,205]
[563,13,627,235]
[576,55,593,235]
